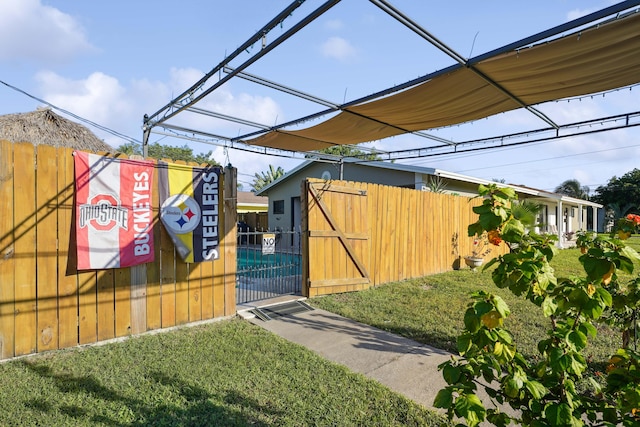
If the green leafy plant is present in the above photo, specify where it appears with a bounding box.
[435,184,640,427]
[426,176,448,193]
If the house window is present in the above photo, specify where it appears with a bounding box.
[272,200,284,214]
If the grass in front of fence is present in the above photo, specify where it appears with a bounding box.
[0,319,445,427]
[310,242,640,366]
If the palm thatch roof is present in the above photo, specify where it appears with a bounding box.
[0,108,114,152]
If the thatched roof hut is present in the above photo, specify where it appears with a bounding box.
[0,108,114,152]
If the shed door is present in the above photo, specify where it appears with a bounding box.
[302,180,370,297]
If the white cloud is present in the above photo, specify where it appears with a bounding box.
[321,36,357,61]
[36,71,131,125]
[0,0,94,63]
[162,67,284,133]
[30,63,289,177]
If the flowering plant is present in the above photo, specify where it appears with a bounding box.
[615,213,640,240]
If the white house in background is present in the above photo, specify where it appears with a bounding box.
[256,158,603,248]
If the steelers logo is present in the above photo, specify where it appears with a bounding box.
[160,194,201,234]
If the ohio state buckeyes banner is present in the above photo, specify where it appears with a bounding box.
[74,151,155,269]
[158,161,221,263]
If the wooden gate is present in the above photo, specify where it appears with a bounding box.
[301,178,509,297]
[302,180,370,297]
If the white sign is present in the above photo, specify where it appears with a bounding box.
[262,233,276,255]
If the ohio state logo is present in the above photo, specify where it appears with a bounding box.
[79,194,129,231]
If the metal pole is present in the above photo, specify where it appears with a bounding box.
[142,114,150,158]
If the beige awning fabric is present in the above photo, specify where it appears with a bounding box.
[246,12,640,151]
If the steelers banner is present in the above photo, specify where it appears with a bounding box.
[158,161,222,263]
[74,151,155,270]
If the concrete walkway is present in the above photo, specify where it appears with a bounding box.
[238,296,451,410]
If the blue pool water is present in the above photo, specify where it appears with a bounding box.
[237,248,301,270]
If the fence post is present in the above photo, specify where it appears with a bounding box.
[224,165,237,315]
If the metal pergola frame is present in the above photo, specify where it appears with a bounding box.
[142,0,640,162]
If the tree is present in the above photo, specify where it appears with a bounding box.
[306,145,382,161]
[435,184,640,427]
[554,178,590,200]
[252,165,284,192]
[116,142,219,165]
[594,169,640,215]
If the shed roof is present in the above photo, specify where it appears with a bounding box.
[238,191,268,205]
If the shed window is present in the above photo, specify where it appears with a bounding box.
[273,200,284,214]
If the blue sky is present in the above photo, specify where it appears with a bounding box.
[2,0,638,193]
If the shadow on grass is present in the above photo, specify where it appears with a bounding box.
[269,310,452,357]
[20,361,279,426]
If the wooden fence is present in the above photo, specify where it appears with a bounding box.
[0,140,237,360]
[302,179,508,297]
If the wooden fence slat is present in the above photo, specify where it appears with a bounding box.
[360,183,370,288]
[212,256,225,317]
[35,144,59,352]
[78,271,97,344]
[0,140,16,359]
[188,264,202,323]
[160,226,176,328]
[96,270,115,341]
[384,184,395,283]
[57,148,78,349]
[115,267,131,337]
[127,154,148,335]
[372,183,383,286]
[344,191,354,285]
[175,260,190,325]
[223,167,237,316]
[301,180,310,297]
[146,161,162,330]
[130,265,147,335]
[199,261,213,320]
[77,149,100,346]
[335,188,347,293]
[13,143,37,356]
[211,164,226,317]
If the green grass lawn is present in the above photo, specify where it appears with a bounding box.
[310,238,640,366]
[0,319,445,426]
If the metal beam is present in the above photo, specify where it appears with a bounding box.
[386,111,640,160]
[369,0,559,130]
[223,67,456,145]
[223,66,338,109]
[145,0,341,128]
[144,0,309,125]
[151,110,640,163]
[186,106,271,130]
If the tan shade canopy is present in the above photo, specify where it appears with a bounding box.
[246,12,640,151]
